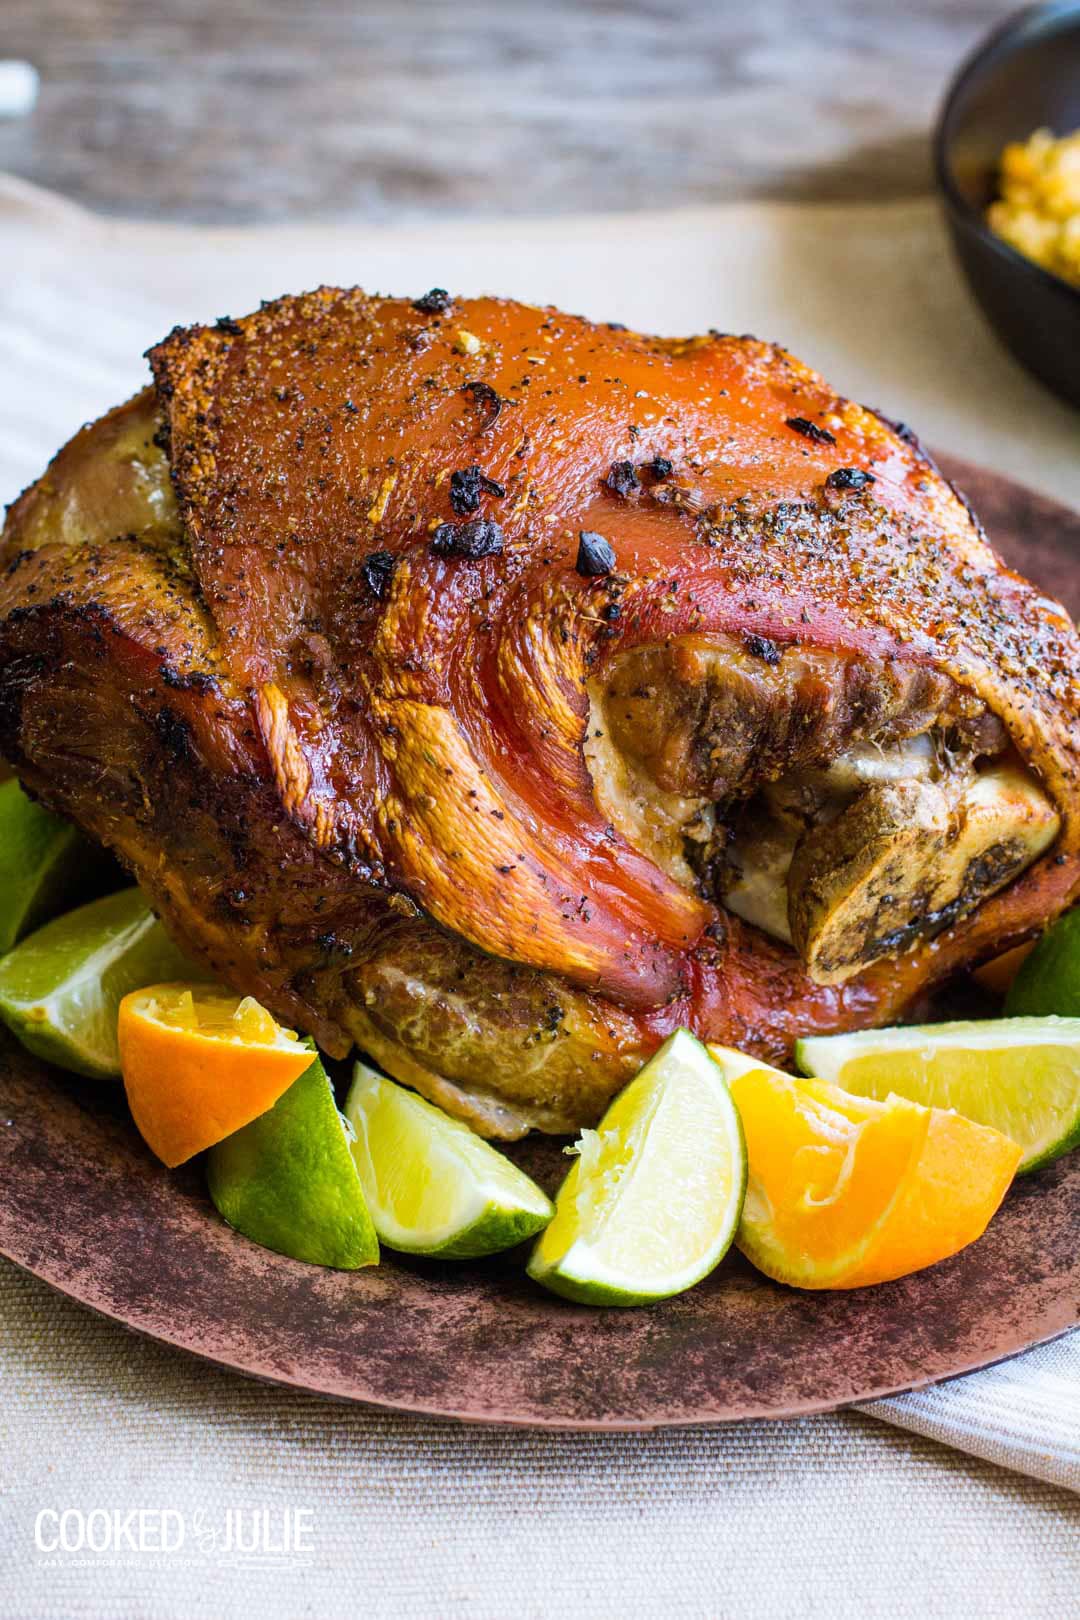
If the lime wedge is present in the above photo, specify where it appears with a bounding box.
[527,1029,747,1306]
[795,1018,1080,1173]
[0,778,115,953]
[1006,908,1080,1017]
[0,888,197,1078]
[343,1061,553,1258]
[207,1053,379,1269]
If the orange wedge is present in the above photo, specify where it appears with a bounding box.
[708,1047,1022,1290]
[118,983,314,1166]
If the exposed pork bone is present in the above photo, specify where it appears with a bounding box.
[1,291,1078,1134]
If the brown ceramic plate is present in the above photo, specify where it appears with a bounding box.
[1,455,1079,1430]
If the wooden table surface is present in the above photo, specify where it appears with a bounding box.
[1,2,1020,222]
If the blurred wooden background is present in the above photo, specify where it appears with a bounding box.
[2,1,1021,222]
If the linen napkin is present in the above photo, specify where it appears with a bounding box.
[1,174,1078,1492]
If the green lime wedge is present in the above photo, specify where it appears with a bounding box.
[0,778,116,953]
[207,1053,379,1269]
[343,1061,553,1258]
[795,1018,1080,1173]
[1005,908,1080,1018]
[0,887,197,1078]
[526,1029,747,1306]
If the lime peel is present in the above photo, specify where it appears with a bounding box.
[1006,908,1080,1018]
[0,778,114,953]
[527,1029,747,1306]
[344,1061,553,1259]
[0,888,198,1078]
[207,1053,379,1270]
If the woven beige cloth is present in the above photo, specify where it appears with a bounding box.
[3,1267,1079,1620]
[2,178,1080,1615]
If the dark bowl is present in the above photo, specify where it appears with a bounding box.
[934,1,1080,408]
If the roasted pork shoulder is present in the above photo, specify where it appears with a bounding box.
[1,290,1077,1135]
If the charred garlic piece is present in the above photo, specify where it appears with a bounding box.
[787,761,1060,985]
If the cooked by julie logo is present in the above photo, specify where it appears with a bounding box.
[34,1507,316,1564]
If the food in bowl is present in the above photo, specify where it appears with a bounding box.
[987,126,1080,287]
[2,289,1079,1147]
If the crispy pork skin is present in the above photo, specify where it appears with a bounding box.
[1,291,1078,1135]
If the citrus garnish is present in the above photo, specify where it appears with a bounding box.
[344,1061,552,1258]
[207,1053,379,1269]
[0,888,196,1078]
[709,1045,1021,1289]
[973,942,1035,997]
[118,982,314,1165]
[0,778,112,953]
[795,1018,1080,1173]
[1006,907,1080,1017]
[527,1029,746,1306]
